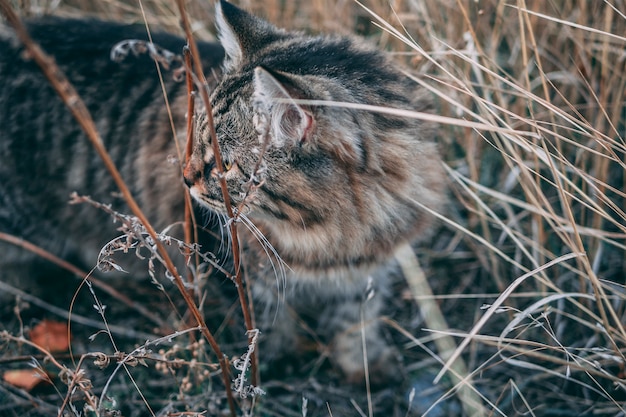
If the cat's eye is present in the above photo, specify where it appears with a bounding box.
[223,159,233,171]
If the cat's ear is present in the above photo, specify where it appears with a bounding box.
[252,67,314,148]
[215,1,284,71]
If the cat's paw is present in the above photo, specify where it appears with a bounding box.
[332,330,403,386]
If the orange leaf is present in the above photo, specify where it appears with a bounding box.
[3,369,45,391]
[29,320,70,352]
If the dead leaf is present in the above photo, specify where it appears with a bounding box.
[3,369,46,390]
[29,320,70,352]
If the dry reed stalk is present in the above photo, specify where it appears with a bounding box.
[174,0,259,390]
[0,232,166,328]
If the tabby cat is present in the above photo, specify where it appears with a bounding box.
[184,1,446,381]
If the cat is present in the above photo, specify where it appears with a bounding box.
[0,18,223,307]
[1,0,446,384]
[184,1,447,382]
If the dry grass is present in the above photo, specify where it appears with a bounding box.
[1,0,625,416]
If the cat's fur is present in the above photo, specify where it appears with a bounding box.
[1,1,446,383]
[184,1,447,381]
[0,18,223,304]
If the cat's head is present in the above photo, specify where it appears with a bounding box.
[185,0,444,257]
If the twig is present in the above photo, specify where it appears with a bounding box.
[396,242,486,416]
[183,46,200,290]
[0,280,157,340]
[175,0,259,390]
[0,232,166,328]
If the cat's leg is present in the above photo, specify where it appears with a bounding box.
[317,283,400,384]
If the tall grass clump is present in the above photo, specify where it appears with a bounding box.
[394,1,626,415]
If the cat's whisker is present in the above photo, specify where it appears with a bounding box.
[216,211,227,249]
[297,213,307,233]
[239,213,288,303]
[213,211,233,268]
[222,212,235,262]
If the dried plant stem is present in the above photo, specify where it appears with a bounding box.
[175,0,259,388]
[136,0,200,291]
[396,242,486,416]
[0,232,166,328]
[3,330,66,372]
[184,47,196,163]
[182,47,200,289]
[0,3,236,416]
[3,332,103,414]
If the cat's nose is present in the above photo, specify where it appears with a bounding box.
[183,159,203,188]
[183,172,194,188]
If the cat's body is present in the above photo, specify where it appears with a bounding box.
[184,1,447,381]
[1,2,446,383]
[0,18,223,303]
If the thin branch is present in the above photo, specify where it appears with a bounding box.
[175,0,259,389]
[0,232,166,328]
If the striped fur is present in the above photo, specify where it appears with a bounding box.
[0,19,223,303]
[185,1,447,381]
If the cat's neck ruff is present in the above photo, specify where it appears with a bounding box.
[249,217,399,274]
